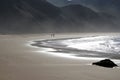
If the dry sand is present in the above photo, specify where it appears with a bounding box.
[0,33,120,80]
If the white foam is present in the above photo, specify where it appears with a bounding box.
[29,35,120,64]
[62,36,120,53]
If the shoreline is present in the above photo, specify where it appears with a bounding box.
[0,33,120,80]
[29,35,120,64]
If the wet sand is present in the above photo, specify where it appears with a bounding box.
[0,33,120,80]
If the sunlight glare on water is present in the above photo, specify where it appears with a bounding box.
[31,35,120,61]
[62,36,120,53]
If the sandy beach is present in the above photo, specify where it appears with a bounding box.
[0,33,120,80]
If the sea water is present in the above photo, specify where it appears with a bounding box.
[31,35,120,62]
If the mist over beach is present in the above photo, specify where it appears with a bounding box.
[0,0,120,80]
[0,0,120,33]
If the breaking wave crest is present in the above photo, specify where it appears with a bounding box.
[31,36,120,60]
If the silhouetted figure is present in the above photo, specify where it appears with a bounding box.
[51,33,55,37]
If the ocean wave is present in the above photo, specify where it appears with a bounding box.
[31,36,120,60]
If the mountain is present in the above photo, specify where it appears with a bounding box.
[47,0,120,17]
[0,0,118,33]
[60,4,116,32]
[0,0,61,33]
[74,0,120,17]
[46,0,72,7]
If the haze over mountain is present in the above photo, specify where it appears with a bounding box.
[0,0,119,33]
[48,0,120,17]
[0,0,61,33]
